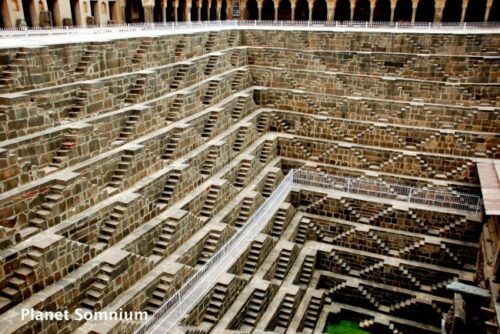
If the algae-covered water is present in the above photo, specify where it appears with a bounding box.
[324,320,372,334]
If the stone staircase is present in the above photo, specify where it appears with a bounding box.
[230,49,241,67]
[242,289,267,327]
[0,50,28,87]
[74,43,100,76]
[203,283,229,323]
[295,219,309,244]
[298,255,315,285]
[107,152,134,189]
[302,295,323,330]
[166,96,183,122]
[204,32,217,53]
[202,111,220,138]
[80,263,114,310]
[231,69,247,92]
[170,64,189,89]
[357,285,381,309]
[231,95,247,120]
[157,170,181,206]
[398,265,422,289]
[201,146,219,176]
[132,38,154,64]
[198,230,222,265]
[234,160,252,187]
[67,88,90,118]
[96,205,126,245]
[0,248,42,311]
[203,80,219,105]
[291,138,310,158]
[274,294,295,331]
[243,239,264,274]
[261,171,278,197]
[235,197,254,227]
[389,296,418,312]
[174,38,187,60]
[204,55,218,76]
[49,135,77,169]
[274,248,292,280]
[117,111,140,142]
[144,275,174,313]
[162,130,182,160]
[270,207,288,237]
[259,140,273,162]
[126,75,147,103]
[232,126,248,152]
[271,113,292,133]
[151,219,178,256]
[28,183,65,231]
[228,31,238,46]
[256,112,270,133]
[199,185,221,218]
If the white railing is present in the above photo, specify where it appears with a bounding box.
[1,20,499,38]
[133,168,482,334]
[134,171,293,334]
[292,169,482,214]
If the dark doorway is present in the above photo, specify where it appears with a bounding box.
[201,0,208,20]
[442,0,462,22]
[262,0,274,20]
[464,0,485,21]
[191,1,198,20]
[295,0,308,20]
[394,0,411,21]
[153,0,162,22]
[278,0,291,20]
[221,0,227,19]
[415,0,434,22]
[178,0,186,20]
[334,0,350,20]
[373,0,390,21]
[125,0,144,22]
[210,0,216,19]
[353,0,370,21]
[166,0,174,20]
[246,0,258,19]
[21,0,33,26]
[312,0,327,20]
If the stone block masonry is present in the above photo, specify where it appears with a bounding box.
[0,28,498,334]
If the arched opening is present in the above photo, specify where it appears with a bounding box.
[153,0,163,22]
[221,0,227,19]
[278,0,291,20]
[210,0,216,19]
[261,0,274,20]
[415,0,434,22]
[353,0,370,21]
[312,0,326,20]
[177,0,186,20]
[245,0,258,19]
[394,0,411,21]
[21,0,34,26]
[0,0,6,27]
[464,0,485,21]
[191,0,198,20]
[295,0,308,20]
[441,0,461,22]
[373,0,390,21]
[201,0,208,19]
[489,0,500,21]
[166,0,174,20]
[334,0,350,20]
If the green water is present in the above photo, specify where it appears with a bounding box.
[325,320,372,334]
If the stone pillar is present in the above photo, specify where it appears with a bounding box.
[434,5,443,22]
[327,3,335,21]
[460,0,468,22]
[216,5,221,19]
[207,4,210,19]
[174,4,178,21]
[350,2,355,21]
[308,5,313,20]
[274,1,278,20]
[484,0,493,22]
[197,4,202,20]
[390,4,395,22]
[162,4,167,22]
[369,5,374,22]
[411,4,417,23]
[291,5,296,20]
[186,5,192,20]
[258,2,262,20]
[240,5,246,19]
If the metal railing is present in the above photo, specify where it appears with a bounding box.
[1,20,498,38]
[133,168,482,334]
[134,171,293,334]
[292,169,482,214]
